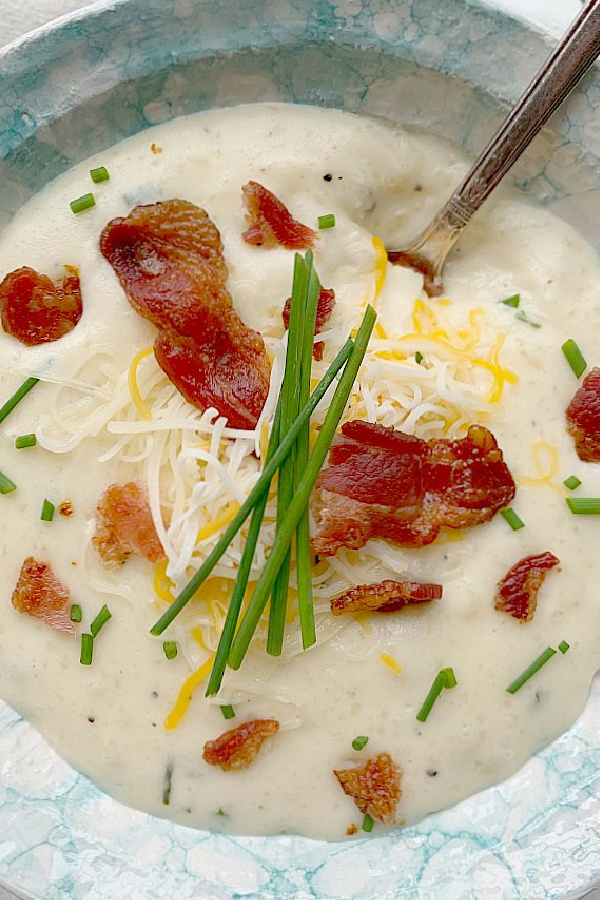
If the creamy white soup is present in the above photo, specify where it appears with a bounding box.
[1,103,600,840]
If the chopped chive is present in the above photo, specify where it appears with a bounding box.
[558,640,570,655]
[500,507,525,531]
[70,193,95,214]
[0,377,39,426]
[220,704,235,720]
[90,166,109,184]
[151,339,354,637]
[90,604,111,637]
[162,762,173,806]
[70,603,82,623]
[40,498,55,522]
[563,475,582,491]
[416,667,458,722]
[440,667,457,689]
[162,640,178,660]
[500,293,520,308]
[15,433,36,449]
[515,310,541,328]
[352,735,369,751]
[80,633,94,665]
[0,470,16,494]
[506,646,556,693]
[562,339,587,378]
[415,351,424,365]
[228,306,376,670]
[566,497,600,515]
[362,814,374,833]
[318,213,336,230]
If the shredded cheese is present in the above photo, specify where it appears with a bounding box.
[518,440,564,494]
[196,501,240,543]
[128,347,154,420]
[380,652,403,676]
[164,654,215,730]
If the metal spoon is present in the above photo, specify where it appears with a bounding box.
[387,0,600,297]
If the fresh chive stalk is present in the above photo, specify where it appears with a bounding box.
[0,470,16,494]
[506,646,556,694]
[70,603,82,623]
[40,498,55,522]
[15,434,36,449]
[318,213,336,230]
[558,640,570,654]
[362,814,374,833]
[563,475,582,491]
[0,377,39,426]
[500,507,525,531]
[416,667,458,722]
[90,166,110,184]
[90,604,111,637]
[352,735,369,751]
[227,306,376,670]
[151,339,354,636]
[80,633,94,665]
[162,640,178,660]
[566,497,600,515]
[70,193,96,214]
[562,339,587,378]
[500,293,520,308]
[515,310,541,328]
[220,705,235,720]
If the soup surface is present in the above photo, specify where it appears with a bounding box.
[1,104,599,840]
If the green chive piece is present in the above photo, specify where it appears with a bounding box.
[515,310,541,328]
[228,306,377,670]
[416,667,457,722]
[80,633,94,665]
[162,762,173,806]
[566,497,600,515]
[352,735,369,751]
[506,646,556,694]
[220,704,235,720]
[90,166,110,184]
[0,470,16,494]
[318,213,336,230]
[362,814,374,833]
[500,507,525,531]
[500,293,520,308]
[0,377,39,426]
[563,475,582,491]
[70,604,82,623]
[90,604,111,637]
[151,339,354,637]
[558,640,570,655]
[70,193,95,214]
[562,339,587,378]
[15,433,37,449]
[40,498,55,522]
[162,640,178,660]
[415,351,424,365]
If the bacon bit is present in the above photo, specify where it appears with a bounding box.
[241,181,317,250]
[100,200,270,429]
[494,552,560,622]
[202,718,280,771]
[58,501,74,518]
[0,266,82,346]
[566,367,600,461]
[313,421,515,555]
[12,557,74,633]
[283,286,335,361]
[93,481,165,567]
[331,579,442,615]
[334,753,401,826]
[346,824,358,836]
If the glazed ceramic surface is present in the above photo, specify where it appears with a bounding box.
[2,0,600,897]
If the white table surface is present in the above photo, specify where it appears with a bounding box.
[0,1,595,899]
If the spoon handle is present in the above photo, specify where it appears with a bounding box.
[444,0,600,229]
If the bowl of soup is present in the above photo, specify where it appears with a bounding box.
[1,0,600,898]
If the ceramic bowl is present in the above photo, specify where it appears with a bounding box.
[1,1,600,898]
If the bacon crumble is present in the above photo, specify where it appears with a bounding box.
[494,552,560,622]
[202,719,280,771]
[566,367,600,461]
[0,266,82,346]
[331,579,442,615]
[100,200,270,429]
[334,753,402,826]
[283,286,335,361]
[313,421,516,555]
[93,481,165,567]
[12,557,75,633]
[241,181,316,250]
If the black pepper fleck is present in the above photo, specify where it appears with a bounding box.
[88,716,95,724]
[151,691,158,698]
[414,184,423,192]
[427,768,438,777]
[323,173,333,182]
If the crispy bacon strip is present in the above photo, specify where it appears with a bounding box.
[313,421,515,555]
[283,286,335,361]
[100,200,270,429]
[242,181,316,250]
[566,367,600,461]
[494,552,560,622]
[93,482,164,568]
[334,753,402,826]
[0,266,82,346]
[12,557,74,634]
[331,579,442,615]
[202,719,279,771]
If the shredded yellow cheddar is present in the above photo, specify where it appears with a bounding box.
[128,346,154,420]
[380,652,403,676]
[164,655,215,730]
